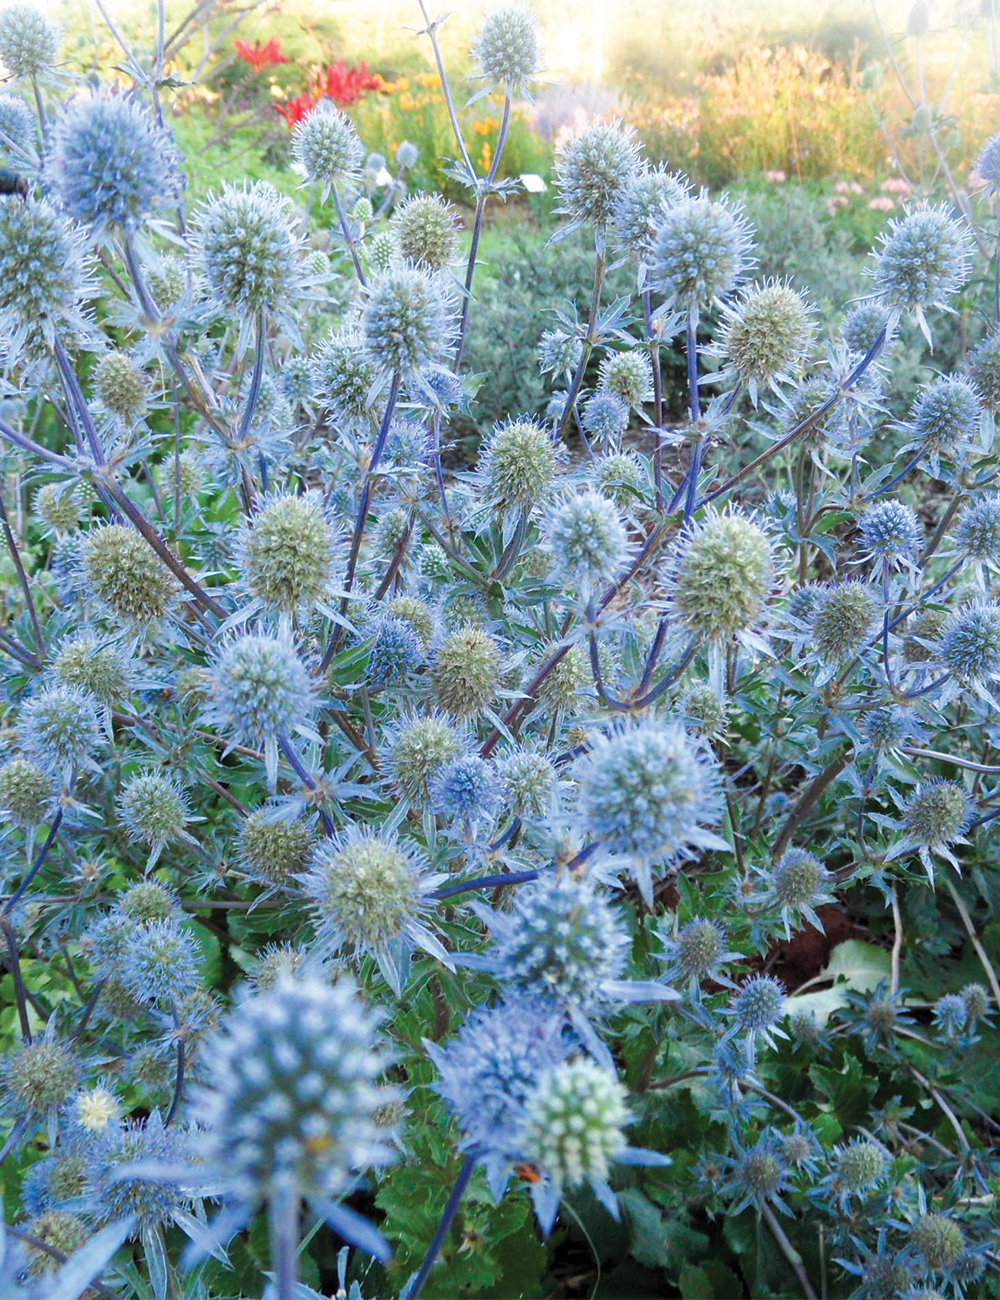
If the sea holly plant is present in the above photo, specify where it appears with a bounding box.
[0,3,998,1299]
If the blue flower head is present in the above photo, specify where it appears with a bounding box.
[582,390,629,446]
[86,1112,190,1232]
[428,754,506,838]
[857,499,922,570]
[364,615,421,690]
[46,91,183,233]
[573,720,727,902]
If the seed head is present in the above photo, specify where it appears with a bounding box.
[480,417,557,516]
[554,119,641,230]
[238,807,315,888]
[582,390,629,444]
[391,194,459,272]
[192,976,390,1201]
[537,327,582,376]
[312,329,377,426]
[292,101,363,197]
[870,204,972,313]
[385,595,435,649]
[209,628,316,747]
[362,263,455,376]
[88,1114,188,1229]
[961,982,990,1023]
[195,181,302,318]
[546,490,629,594]
[0,756,51,825]
[119,880,177,922]
[21,1211,86,1276]
[811,582,879,662]
[955,495,1000,565]
[900,780,971,851]
[46,91,181,232]
[19,684,103,777]
[432,625,501,717]
[0,5,58,77]
[727,974,786,1042]
[831,1139,889,1194]
[3,1038,79,1113]
[93,349,147,422]
[521,1058,628,1187]
[497,746,557,819]
[122,917,201,1007]
[237,491,341,618]
[472,6,539,97]
[387,714,461,805]
[651,191,754,312]
[669,509,776,644]
[82,524,178,628]
[0,195,93,351]
[909,374,979,462]
[842,301,892,354]
[594,451,645,508]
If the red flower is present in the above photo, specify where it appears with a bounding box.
[234,37,289,72]
[273,92,315,128]
[310,60,382,107]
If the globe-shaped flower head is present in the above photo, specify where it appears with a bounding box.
[869,204,972,324]
[554,119,641,231]
[0,195,94,352]
[386,713,461,806]
[546,490,630,597]
[391,194,459,273]
[613,164,688,260]
[658,917,738,995]
[478,417,557,516]
[19,685,103,779]
[362,263,456,378]
[573,720,726,901]
[974,132,1000,192]
[651,191,754,317]
[888,779,972,880]
[117,772,192,869]
[238,806,315,889]
[904,374,980,473]
[582,390,629,447]
[46,91,182,233]
[312,329,376,427]
[431,625,502,717]
[292,101,363,199]
[202,628,319,786]
[954,495,1000,582]
[714,280,814,403]
[0,756,51,827]
[811,582,879,663]
[471,6,539,99]
[86,1112,189,1231]
[301,826,448,994]
[428,753,507,839]
[667,508,778,651]
[0,92,35,161]
[937,599,1000,697]
[195,182,304,345]
[598,350,653,408]
[191,976,393,1249]
[724,974,787,1054]
[236,491,342,619]
[81,523,178,630]
[0,5,58,78]
[968,330,1000,414]
[93,349,147,423]
[857,499,922,570]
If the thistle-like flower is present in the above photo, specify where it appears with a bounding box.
[651,191,754,317]
[385,713,461,807]
[554,119,641,231]
[121,916,202,1007]
[478,417,558,516]
[857,499,922,571]
[46,91,182,233]
[0,5,59,78]
[968,330,1000,415]
[301,826,449,994]
[191,976,394,1258]
[471,6,540,99]
[92,349,147,423]
[238,806,315,889]
[0,756,52,827]
[935,599,1000,706]
[750,848,833,937]
[545,490,630,597]
[581,390,629,447]
[723,974,787,1054]
[362,263,456,379]
[201,627,320,787]
[598,349,653,408]
[390,194,460,272]
[665,508,779,656]
[117,771,193,869]
[312,329,377,427]
[811,581,879,664]
[573,720,727,902]
[19,684,104,779]
[711,280,814,403]
[86,1111,190,1232]
[292,101,363,199]
[953,495,1000,585]
[428,753,507,840]
[886,778,972,880]
[868,204,972,338]
[81,524,179,630]
[0,195,95,353]
[235,490,343,620]
[657,917,739,996]
[613,164,689,261]
[431,625,502,717]
[900,374,980,475]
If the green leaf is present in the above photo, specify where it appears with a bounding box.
[787,939,891,1024]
